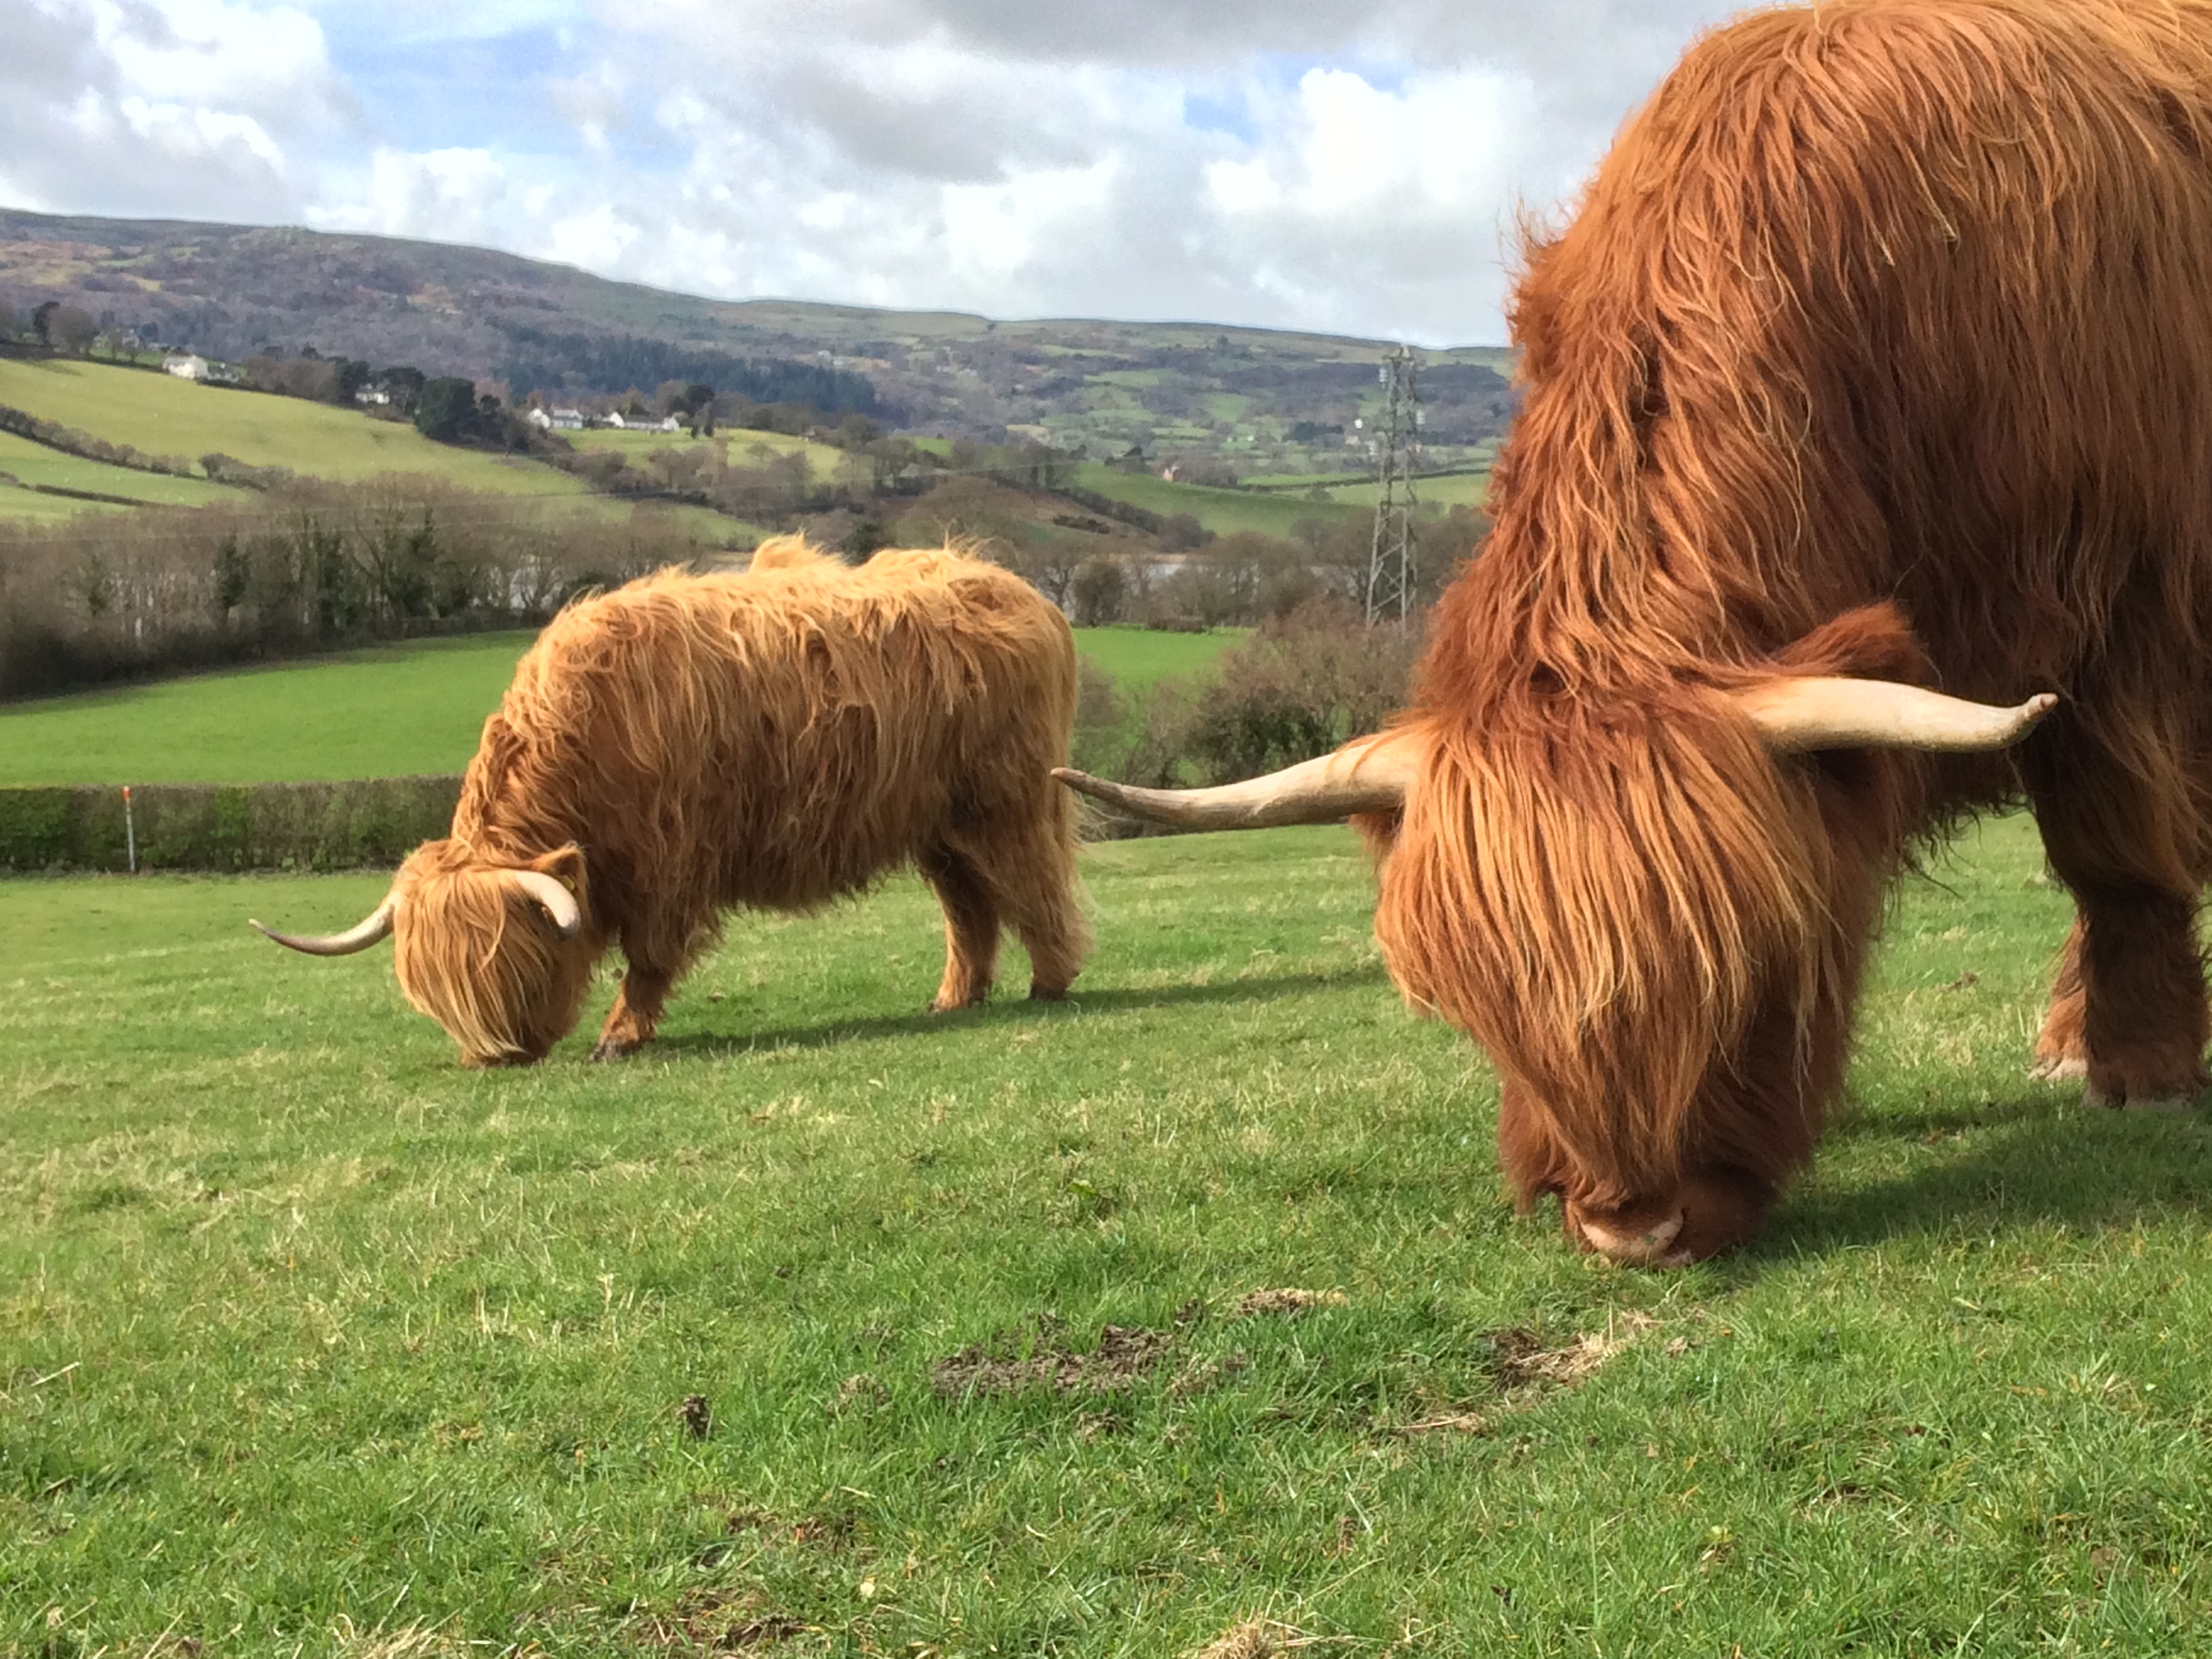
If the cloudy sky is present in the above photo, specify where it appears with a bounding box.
[3,0,1741,346]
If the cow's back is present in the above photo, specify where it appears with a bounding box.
[474,550,1076,920]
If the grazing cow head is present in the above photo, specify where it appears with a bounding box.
[1057,648,2054,1263]
[255,843,593,1066]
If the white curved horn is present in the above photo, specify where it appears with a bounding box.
[1053,731,1418,832]
[1736,678,2057,754]
[251,896,397,956]
[506,869,583,937]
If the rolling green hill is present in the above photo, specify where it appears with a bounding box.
[0,358,592,494]
[0,428,246,512]
[1,209,1520,468]
[0,357,753,543]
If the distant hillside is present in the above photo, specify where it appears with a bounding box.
[0,209,1519,470]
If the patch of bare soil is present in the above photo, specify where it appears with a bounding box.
[1399,1311,1662,1437]
[1492,1311,1657,1390]
[930,1313,1176,1398]
[832,1372,889,1414]
[625,1588,808,1651]
[1188,1619,1318,1658]
[1231,1288,1347,1318]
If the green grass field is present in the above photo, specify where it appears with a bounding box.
[0,360,596,497]
[569,428,848,480]
[1317,471,1493,512]
[0,361,755,544]
[0,626,1240,786]
[1073,464,1360,539]
[0,485,129,523]
[0,430,245,512]
[9,813,2212,1654]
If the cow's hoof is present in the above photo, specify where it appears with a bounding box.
[2082,1082,2197,1114]
[1027,981,1069,1002]
[2030,1054,2088,1083]
[926,991,988,1015]
[590,1037,643,1061]
[1574,1209,1691,1268]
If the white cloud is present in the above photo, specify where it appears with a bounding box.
[5,0,1753,342]
[102,0,337,116]
[541,202,638,270]
[1,0,348,218]
[312,146,514,243]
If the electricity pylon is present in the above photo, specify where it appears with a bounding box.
[1364,345,1420,625]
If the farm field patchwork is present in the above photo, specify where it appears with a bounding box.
[1071,463,1361,538]
[0,430,245,512]
[1316,470,1493,512]
[7,815,2212,1654]
[0,359,597,497]
[0,485,129,523]
[0,625,1242,786]
[568,428,849,479]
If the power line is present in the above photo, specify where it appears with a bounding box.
[1364,346,1420,626]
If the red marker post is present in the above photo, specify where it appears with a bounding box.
[122,785,136,874]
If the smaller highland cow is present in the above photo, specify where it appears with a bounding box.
[255,539,1091,1065]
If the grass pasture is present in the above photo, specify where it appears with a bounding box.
[1316,470,1494,513]
[0,626,1239,787]
[8,814,2212,1654]
[1071,464,1360,539]
[0,360,596,498]
[0,487,129,523]
[0,431,245,514]
[569,428,849,480]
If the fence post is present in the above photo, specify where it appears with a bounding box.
[122,785,137,874]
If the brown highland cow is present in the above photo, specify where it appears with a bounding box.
[256,539,1090,1065]
[1061,0,2212,1263]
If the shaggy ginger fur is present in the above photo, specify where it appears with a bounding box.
[367,537,1089,1064]
[1353,0,2212,1261]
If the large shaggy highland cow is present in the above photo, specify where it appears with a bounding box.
[257,539,1090,1065]
[1061,0,2212,1263]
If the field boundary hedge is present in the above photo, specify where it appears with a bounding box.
[0,775,460,874]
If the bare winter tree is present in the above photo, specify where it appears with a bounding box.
[48,304,99,356]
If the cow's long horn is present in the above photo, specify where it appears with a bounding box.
[1052,732,1416,831]
[251,896,397,956]
[506,869,583,937]
[1736,678,2057,753]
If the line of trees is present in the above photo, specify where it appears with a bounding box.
[495,325,888,419]
[0,479,713,700]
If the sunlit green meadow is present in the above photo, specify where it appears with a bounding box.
[7,813,2212,1656]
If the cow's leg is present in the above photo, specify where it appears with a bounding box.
[2030,916,2089,1082]
[2043,882,2205,1111]
[2023,731,2210,1108]
[592,963,674,1060]
[964,823,1089,1001]
[919,846,1000,1010]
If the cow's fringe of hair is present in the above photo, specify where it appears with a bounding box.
[391,844,598,1065]
[1372,0,2212,1240]
[387,536,1089,1063]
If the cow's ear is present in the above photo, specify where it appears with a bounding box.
[529,843,588,897]
[1771,602,1930,684]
